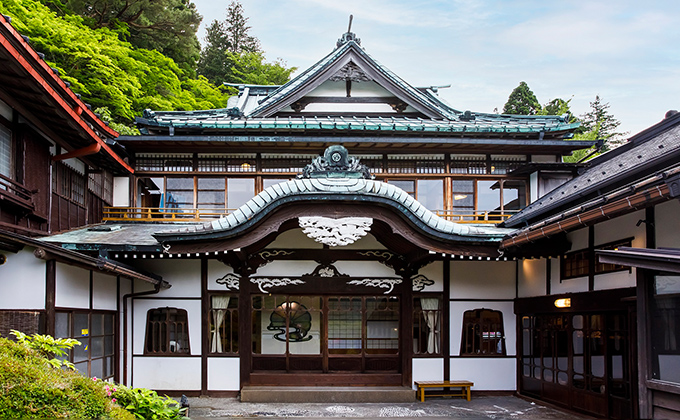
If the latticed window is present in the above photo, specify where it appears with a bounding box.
[136,153,193,172]
[197,153,256,172]
[53,162,86,205]
[490,155,526,175]
[413,297,442,355]
[387,154,445,174]
[354,154,383,174]
[208,295,239,354]
[261,154,316,173]
[56,311,116,380]
[451,154,486,174]
[144,307,190,355]
[461,308,506,356]
[0,123,12,179]
[561,239,632,280]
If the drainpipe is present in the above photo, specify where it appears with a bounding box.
[51,142,101,161]
[122,283,162,386]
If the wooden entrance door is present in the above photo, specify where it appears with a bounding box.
[250,295,402,386]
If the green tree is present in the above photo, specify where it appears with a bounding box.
[1,0,229,127]
[538,97,578,122]
[43,0,202,70]
[503,81,541,115]
[197,0,295,86]
[578,95,627,150]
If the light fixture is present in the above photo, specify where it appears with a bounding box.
[240,162,252,170]
[453,194,468,200]
[554,298,571,308]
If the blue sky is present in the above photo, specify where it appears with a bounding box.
[192,0,680,137]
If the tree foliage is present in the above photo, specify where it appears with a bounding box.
[0,0,229,126]
[578,95,627,150]
[197,0,295,86]
[42,0,202,70]
[502,81,541,115]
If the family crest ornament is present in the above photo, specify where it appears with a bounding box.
[298,145,373,179]
[299,216,373,247]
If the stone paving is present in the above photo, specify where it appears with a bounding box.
[186,395,594,420]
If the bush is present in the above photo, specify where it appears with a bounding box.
[109,384,186,420]
[0,336,134,419]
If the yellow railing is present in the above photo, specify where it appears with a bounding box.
[435,210,519,224]
[103,207,233,222]
[103,206,518,224]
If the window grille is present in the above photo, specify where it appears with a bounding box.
[387,154,445,174]
[451,155,486,174]
[461,308,506,356]
[136,154,193,172]
[0,124,11,179]
[261,154,317,173]
[197,153,256,172]
[55,311,116,380]
[354,154,383,174]
[209,295,239,354]
[561,238,632,280]
[490,155,526,175]
[53,162,86,206]
[144,307,190,355]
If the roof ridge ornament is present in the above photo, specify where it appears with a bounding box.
[336,14,361,48]
[298,145,374,179]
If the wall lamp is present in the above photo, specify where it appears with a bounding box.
[554,298,571,308]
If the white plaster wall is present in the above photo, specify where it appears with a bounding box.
[517,259,545,298]
[551,274,589,294]
[132,299,201,356]
[450,301,516,357]
[132,357,201,390]
[594,270,636,291]
[208,260,235,291]
[417,261,443,292]
[451,261,515,300]
[255,260,320,277]
[450,358,516,390]
[0,248,46,309]
[412,358,444,389]
[530,172,538,203]
[594,210,645,247]
[55,263,90,309]
[113,177,130,207]
[338,233,386,250]
[531,155,558,163]
[334,260,396,278]
[92,272,117,311]
[656,200,680,248]
[309,80,391,97]
[567,228,588,252]
[267,229,322,249]
[207,358,240,390]
[134,260,200,298]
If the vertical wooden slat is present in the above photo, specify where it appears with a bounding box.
[402,276,413,387]
[588,225,595,291]
[201,258,208,394]
[239,270,251,388]
[443,257,451,381]
[45,259,56,337]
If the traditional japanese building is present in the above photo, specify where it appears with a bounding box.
[1,15,679,418]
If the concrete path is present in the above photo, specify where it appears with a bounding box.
[187,395,594,419]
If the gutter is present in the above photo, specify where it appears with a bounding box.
[500,167,680,250]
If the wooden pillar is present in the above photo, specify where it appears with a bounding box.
[637,206,655,418]
[588,225,595,291]
[45,259,56,337]
[239,270,251,388]
[201,259,208,395]
[401,273,413,388]
[443,257,451,381]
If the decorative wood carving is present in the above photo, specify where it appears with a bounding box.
[216,273,240,290]
[290,101,307,112]
[250,277,306,293]
[389,102,408,113]
[329,62,371,83]
[411,274,435,292]
[306,263,348,278]
[347,278,403,294]
[299,216,373,247]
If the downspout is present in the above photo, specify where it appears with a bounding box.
[122,283,161,386]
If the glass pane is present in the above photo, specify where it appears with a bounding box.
[591,355,605,378]
[389,180,415,195]
[104,314,114,335]
[254,295,285,355]
[572,315,583,329]
[198,178,225,189]
[611,355,623,380]
[502,180,525,210]
[74,313,89,337]
[104,336,114,356]
[328,297,362,354]
[366,297,399,354]
[0,124,11,178]
[227,178,254,209]
[451,180,473,193]
[104,356,114,378]
[91,337,104,358]
[477,180,500,212]
[557,371,568,386]
[416,179,443,211]
[74,361,88,376]
[573,374,585,389]
[543,369,553,382]
[74,338,89,362]
[56,312,70,339]
[91,314,103,336]
[198,191,225,205]
[573,355,584,374]
[166,178,193,189]
[91,357,103,379]
[263,179,290,189]
[523,364,530,377]
[573,330,584,354]
[288,296,321,355]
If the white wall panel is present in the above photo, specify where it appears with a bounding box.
[594,270,636,291]
[656,200,680,248]
[113,177,130,207]
[267,229,322,249]
[134,260,200,298]
[450,261,515,299]
[92,272,117,310]
[255,260,320,277]
[411,358,444,389]
[594,210,645,247]
[517,259,545,298]
[208,260,235,291]
[417,261,443,292]
[567,228,588,252]
[55,263,90,308]
[132,299,201,356]
[0,248,45,309]
[450,301,515,357]
[551,275,588,294]
[450,358,516,390]
[207,358,240,390]
[132,357,201,390]
[334,260,396,278]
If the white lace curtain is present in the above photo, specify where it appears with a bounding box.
[211,295,230,353]
[420,298,440,354]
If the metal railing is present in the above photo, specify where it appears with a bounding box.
[104,206,518,224]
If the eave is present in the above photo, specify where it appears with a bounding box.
[597,247,680,274]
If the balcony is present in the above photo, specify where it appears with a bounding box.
[103,206,516,224]
[0,174,35,211]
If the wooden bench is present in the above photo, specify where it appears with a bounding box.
[414,380,474,402]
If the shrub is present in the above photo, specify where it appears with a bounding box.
[109,384,186,420]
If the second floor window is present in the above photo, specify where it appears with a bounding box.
[0,123,12,179]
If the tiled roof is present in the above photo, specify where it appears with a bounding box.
[503,111,680,228]
[154,177,513,243]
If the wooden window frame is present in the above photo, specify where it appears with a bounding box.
[207,293,239,356]
[412,295,443,357]
[460,308,506,356]
[143,307,190,356]
[561,238,633,281]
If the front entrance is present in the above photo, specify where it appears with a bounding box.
[250,295,402,386]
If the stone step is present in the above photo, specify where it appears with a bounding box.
[240,386,416,403]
